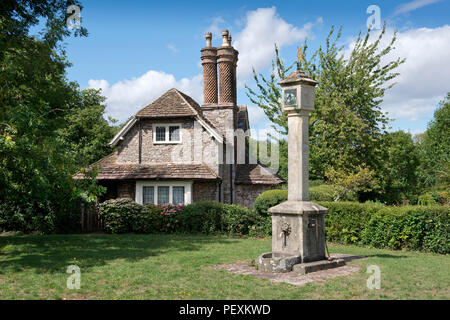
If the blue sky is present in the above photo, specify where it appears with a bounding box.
[60,0,450,135]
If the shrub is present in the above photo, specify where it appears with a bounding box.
[99,198,145,234]
[221,204,264,235]
[361,206,449,253]
[179,201,224,234]
[254,187,358,216]
[321,201,381,244]
[417,193,437,206]
[253,189,287,216]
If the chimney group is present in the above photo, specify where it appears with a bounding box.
[201,30,238,106]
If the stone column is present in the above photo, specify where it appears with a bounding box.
[288,110,310,202]
[268,70,328,263]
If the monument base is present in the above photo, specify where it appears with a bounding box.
[255,252,346,275]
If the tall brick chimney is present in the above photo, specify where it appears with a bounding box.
[217,30,238,106]
[201,32,218,104]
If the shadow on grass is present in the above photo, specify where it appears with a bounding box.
[367,253,408,259]
[0,233,240,274]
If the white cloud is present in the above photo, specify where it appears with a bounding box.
[381,25,450,121]
[167,44,178,53]
[393,0,442,16]
[88,71,202,123]
[343,25,450,122]
[90,7,322,125]
[233,7,322,86]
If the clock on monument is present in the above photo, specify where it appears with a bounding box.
[284,88,298,107]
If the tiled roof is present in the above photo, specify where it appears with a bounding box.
[235,163,285,185]
[136,88,201,118]
[74,152,220,181]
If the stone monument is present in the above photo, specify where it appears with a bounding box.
[255,68,345,275]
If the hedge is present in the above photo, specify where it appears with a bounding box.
[99,195,449,254]
[99,199,266,236]
[253,186,357,216]
[254,190,449,254]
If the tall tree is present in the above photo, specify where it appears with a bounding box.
[381,131,420,204]
[57,88,118,167]
[417,93,450,188]
[0,0,97,233]
[246,25,405,191]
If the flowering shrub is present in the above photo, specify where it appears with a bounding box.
[158,204,183,233]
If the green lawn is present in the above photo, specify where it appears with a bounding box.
[0,234,448,300]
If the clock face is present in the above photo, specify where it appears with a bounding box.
[284,89,297,106]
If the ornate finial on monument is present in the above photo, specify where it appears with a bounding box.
[297,45,303,70]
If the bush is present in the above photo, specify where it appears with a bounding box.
[99,198,145,234]
[417,193,437,206]
[254,187,358,216]
[253,190,287,217]
[322,202,381,244]
[179,201,224,234]
[98,198,449,253]
[361,206,449,253]
[323,202,449,254]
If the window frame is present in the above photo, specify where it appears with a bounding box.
[135,181,192,205]
[152,123,182,144]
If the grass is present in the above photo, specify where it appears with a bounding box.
[0,233,448,300]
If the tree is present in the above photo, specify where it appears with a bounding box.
[57,88,118,167]
[246,25,405,187]
[0,0,105,233]
[325,165,377,202]
[380,131,420,204]
[417,93,450,188]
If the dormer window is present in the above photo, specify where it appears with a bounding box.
[153,124,181,144]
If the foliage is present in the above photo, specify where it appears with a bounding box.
[0,1,115,233]
[253,185,358,216]
[325,166,377,201]
[323,202,382,244]
[57,88,118,167]
[246,25,404,184]
[378,131,420,204]
[98,198,144,234]
[98,200,266,237]
[417,193,437,206]
[361,206,449,254]
[417,93,450,188]
[253,190,288,217]
[253,190,449,253]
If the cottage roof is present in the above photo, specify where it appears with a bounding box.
[235,163,285,185]
[74,152,220,181]
[108,88,223,147]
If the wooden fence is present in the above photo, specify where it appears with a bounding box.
[81,203,104,232]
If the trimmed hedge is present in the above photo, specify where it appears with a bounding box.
[253,186,357,216]
[254,190,449,254]
[99,199,266,236]
[99,196,449,254]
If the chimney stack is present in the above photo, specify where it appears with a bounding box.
[217,30,238,106]
[201,32,218,104]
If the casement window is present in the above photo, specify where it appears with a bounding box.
[136,181,191,205]
[153,124,181,144]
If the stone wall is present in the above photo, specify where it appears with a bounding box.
[192,181,219,202]
[116,118,220,172]
[235,184,277,209]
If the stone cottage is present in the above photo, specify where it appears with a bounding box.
[76,30,284,208]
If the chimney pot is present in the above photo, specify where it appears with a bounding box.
[222,30,229,46]
[205,32,212,47]
[228,35,232,45]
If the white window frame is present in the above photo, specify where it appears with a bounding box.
[135,180,192,205]
[152,123,182,144]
